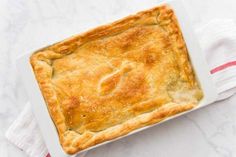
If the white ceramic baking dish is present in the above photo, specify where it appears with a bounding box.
[17,0,218,156]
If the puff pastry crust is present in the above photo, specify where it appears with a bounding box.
[30,5,203,154]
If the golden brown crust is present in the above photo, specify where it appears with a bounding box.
[30,5,203,154]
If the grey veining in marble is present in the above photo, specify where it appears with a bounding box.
[0,0,236,157]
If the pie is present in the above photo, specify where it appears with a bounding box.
[30,5,203,154]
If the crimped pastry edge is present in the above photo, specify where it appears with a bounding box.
[30,4,198,154]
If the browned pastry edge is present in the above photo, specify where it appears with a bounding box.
[30,5,198,154]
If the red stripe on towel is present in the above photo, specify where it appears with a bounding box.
[210,61,236,74]
[46,153,51,157]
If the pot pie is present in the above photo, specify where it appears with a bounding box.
[30,5,203,154]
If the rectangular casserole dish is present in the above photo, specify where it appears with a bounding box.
[17,0,218,156]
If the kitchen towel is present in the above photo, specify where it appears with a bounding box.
[196,19,236,100]
[5,19,236,157]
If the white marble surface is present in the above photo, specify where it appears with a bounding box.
[0,0,236,157]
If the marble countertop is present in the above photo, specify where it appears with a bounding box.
[1,0,236,157]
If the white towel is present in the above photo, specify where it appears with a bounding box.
[5,19,236,157]
[196,19,236,100]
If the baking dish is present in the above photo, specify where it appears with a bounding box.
[17,0,218,156]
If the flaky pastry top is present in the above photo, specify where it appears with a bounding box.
[30,5,203,154]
